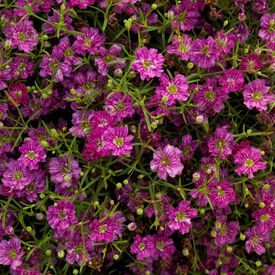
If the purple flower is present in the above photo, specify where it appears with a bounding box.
[243,79,274,111]
[9,20,38,53]
[212,216,239,247]
[154,235,175,260]
[104,126,134,156]
[10,56,35,80]
[209,180,236,208]
[215,30,236,57]
[190,37,219,68]
[150,144,183,180]
[168,200,197,234]
[181,134,199,161]
[234,145,266,178]
[39,45,72,82]
[0,238,24,270]
[94,44,125,76]
[70,0,95,9]
[259,13,275,41]
[73,27,105,55]
[48,155,81,188]
[218,68,244,93]
[155,73,189,103]
[90,111,115,131]
[131,47,164,81]
[2,160,32,191]
[46,200,77,231]
[130,235,157,260]
[105,92,135,121]
[208,127,234,159]
[245,226,269,255]
[167,34,192,61]
[240,54,262,74]
[252,208,275,232]
[18,140,46,170]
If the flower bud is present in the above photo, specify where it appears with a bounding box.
[136,208,143,215]
[58,250,65,258]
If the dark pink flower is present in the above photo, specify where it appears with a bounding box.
[218,68,244,93]
[259,13,275,41]
[245,226,269,255]
[6,83,28,106]
[167,34,192,61]
[0,238,24,270]
[10,56,35,80]
[208,127,234,159]
[150,144,183,180]
[168,200,197,234]
[252,208,275,232]
[154,235,175,260]
[46,200,77,231]
[181,134,199,161]
[131,47,164,81]
[234,145,266,178]
[243,79,274,111]
[18,140,46,170]
[73,27,105,55]
[240,54,262,74]
[104,126,134,156]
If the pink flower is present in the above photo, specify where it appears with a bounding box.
[190,37,219,68]
[218,68,244,93]
[104,126,134,156]
[150,144,183,180]
[209,180,236,208]
[9,20,38,53]
[73,27,105,55]
[155,73,189,103]
[243,79,274,111]
[168,200,198,234]
[154,235,176,260]
[130,235,157,260]
[245,226,269,255]
[131,47,164,81]
[234,145,266,178]
[259,13,275,41]
[167,34,192,61]
[208,127,234,159]
[46,200,77,231]
[18,140,46,170]
[181,134,199,161]
[0,238,24,270]
[240,54,262,74]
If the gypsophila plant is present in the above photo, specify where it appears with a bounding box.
[0,0,274,274]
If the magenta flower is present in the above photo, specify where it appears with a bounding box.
[104,126,134,156]
[130,235,157,261]
[6,83,28,106]
[0,238,24,270]
[190,37,219,68]
[70,0,95,9]
[90,111,115,131]
[150,144,183,180]
[73,27,105,55]
[209,180,236,208]
[218,68,244,93]
[18,140,46,170]
[154,235,175,260]
[240,54,262,73]
[9,20,38,53]
[212,217,239,247]
[252,208,275,232]
[2,160,32,191]
[48,155,81,188]
[167,34,192,61]
[215,30,236,57]
[208,127,234,159]
[168,200,197,234]
[155,73,189,103]
[131,47,164,81]
[234,145,266,178]
[243,79,274,111]
[10,56,35,80]
[181,134,199,161]
[259,13,275,41]
[46,200,77,231]
[245,226,269,255]
[105,92,135,121]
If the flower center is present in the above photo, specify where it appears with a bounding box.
[216,139,226,150]
[252,91,263,101]
[201,45,210,55]
[99,224,107,233]
[167,83,178,94]
[64,48,73,57]
[156,241,165,251]
[8,249,17,260]
[18,32,25,41]
[178,43,189,53]
[114,137,124,147]
[116,102,125,111]
[244,158,254,168]
[161,156,170,166]
[27,151,36,159]
[84,38,91,47]
[138,242,145,250]
[142,60,153,69]
[260,214,269,222]
[59,212,67,219]
[104,54,114,63]
[176,211,186,222]
[13,171,23,180]
[205,90,216,101]
[18,63,26,72]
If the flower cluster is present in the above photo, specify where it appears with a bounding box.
[0,0,274,274]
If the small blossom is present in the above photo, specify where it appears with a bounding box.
[245,226,269,255]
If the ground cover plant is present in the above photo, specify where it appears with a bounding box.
[0,0,274,274]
